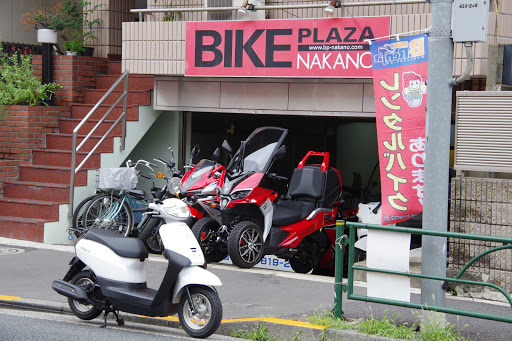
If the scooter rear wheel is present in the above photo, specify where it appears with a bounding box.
[68,271,102,320]
[228,221,264,268]
[192,217,226,263]
[178,286,223,338]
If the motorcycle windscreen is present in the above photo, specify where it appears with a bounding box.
[227,127,288,176]
[182,159,216,192]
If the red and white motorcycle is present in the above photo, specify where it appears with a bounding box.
[215,127,345,273]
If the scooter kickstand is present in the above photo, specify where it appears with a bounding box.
[113,310,125,326]
[101,308,124,328]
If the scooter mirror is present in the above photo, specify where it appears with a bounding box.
[275,145,286,159]
[222,140,233,156]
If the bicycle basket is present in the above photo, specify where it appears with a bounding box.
[97,168,138,191]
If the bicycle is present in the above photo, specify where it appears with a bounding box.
[68,159,157,239]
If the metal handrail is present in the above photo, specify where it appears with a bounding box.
[334,221,512,323]
[68,70,129,217]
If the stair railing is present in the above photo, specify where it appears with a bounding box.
[68,70,129,217]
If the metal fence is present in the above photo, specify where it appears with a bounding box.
[334,220,512,323]
[1,42,43,56]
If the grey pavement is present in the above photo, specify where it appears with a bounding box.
[1,237,511,341]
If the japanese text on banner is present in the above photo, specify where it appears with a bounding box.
[370,34,428,225]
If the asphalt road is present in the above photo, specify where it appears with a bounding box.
[1,238,512,341]
[0,306,239,341]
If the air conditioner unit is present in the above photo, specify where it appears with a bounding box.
[204,0,266,21]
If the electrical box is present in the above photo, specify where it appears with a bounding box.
[452,0,490,42]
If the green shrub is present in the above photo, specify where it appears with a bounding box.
[0,41,62,119]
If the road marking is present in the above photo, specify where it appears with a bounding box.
[221,317,326,329]
[147,315,326,329]
[0,295,22,301]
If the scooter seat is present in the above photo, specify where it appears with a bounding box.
[84,228,149,260]
[272,200,315,227]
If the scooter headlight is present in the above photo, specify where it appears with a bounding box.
[231,190,251,201]
[162,199,190,218]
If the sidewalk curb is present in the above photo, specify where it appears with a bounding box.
[0,296,398,341]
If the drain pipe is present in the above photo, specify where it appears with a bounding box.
[452,42,474,85]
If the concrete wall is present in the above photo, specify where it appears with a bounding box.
[123,110,182,195]
[450,177,512,299]
[0,0,60,44]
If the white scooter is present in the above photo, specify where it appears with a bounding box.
[52,198,223,339]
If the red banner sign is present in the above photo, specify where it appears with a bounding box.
[370,34,428,225]
[185,17,390,78]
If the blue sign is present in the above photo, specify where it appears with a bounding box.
[370,34,429,70]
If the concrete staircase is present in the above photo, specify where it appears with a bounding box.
[0,60,157,243]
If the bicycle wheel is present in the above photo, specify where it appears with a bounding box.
[81,193,134,235]
[72,194,102,231]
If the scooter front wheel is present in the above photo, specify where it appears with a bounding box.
[178,285,223,338]
[228,221,264,268]
[68,271,102,320]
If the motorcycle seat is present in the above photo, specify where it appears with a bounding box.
[272,200,316,226]
[84,228,149,260]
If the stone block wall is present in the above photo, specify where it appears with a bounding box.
[449,177,512,300]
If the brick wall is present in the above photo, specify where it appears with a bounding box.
[0,105,71,196]
[0,55,107,197]
[449,177,512,299]
[32,55,107,106]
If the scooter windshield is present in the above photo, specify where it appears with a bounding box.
[227,127,287,175]
[182,159,216,192]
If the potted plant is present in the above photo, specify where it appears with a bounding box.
[63,39,85,56]
[20,5,63,45]
[20,1,103,56]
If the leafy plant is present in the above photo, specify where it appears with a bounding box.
[230,322,276,341]
[357,311,417,339]
[0,41,62,119]
[63,40,85,55]
[306,308,352,330]
[306,307,472,341]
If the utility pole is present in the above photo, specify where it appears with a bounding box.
[421,0,454,323]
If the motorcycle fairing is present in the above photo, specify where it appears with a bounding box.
[225,127,288,179]
[276,209,331,248]
[181,160,220,192]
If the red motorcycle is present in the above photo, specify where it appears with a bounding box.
[175,146,229,262]
[216,127,345,273]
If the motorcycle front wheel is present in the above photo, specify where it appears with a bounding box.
[178,286,223,338]
[228,221,264,268]
[192,217,227,263]
[68,271,102,320]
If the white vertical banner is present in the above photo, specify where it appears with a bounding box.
[366,229,411,302]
